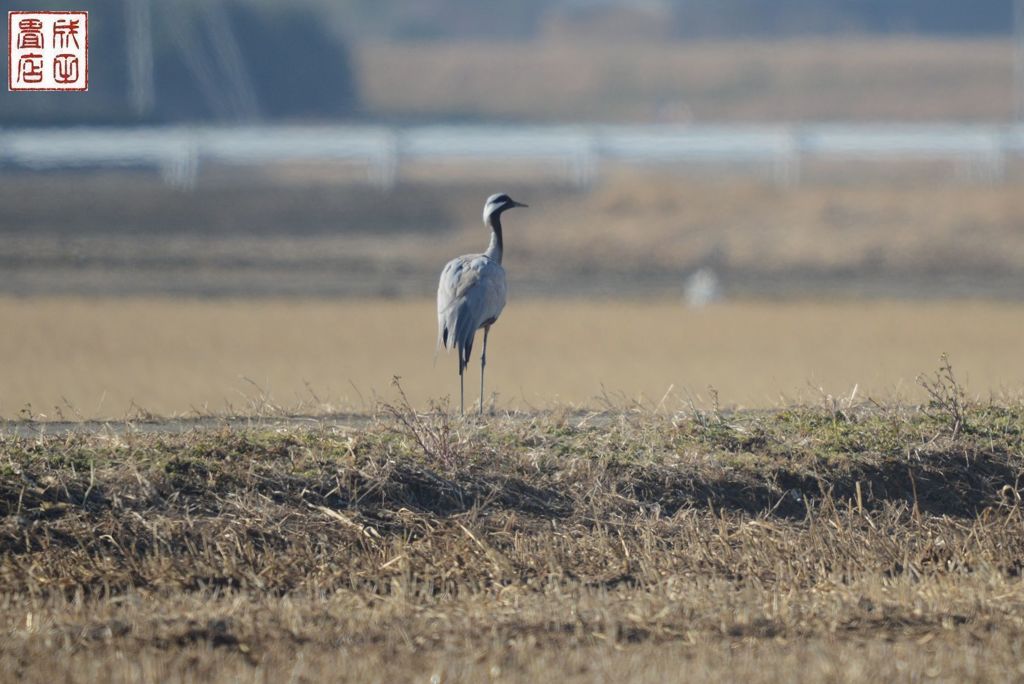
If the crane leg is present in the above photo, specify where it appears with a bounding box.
[459,361,465,416]
[479,325,490,416]
[458,337,473,417]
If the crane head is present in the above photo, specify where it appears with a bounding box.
[483,193,527,223]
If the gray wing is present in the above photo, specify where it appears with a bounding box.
[437,254,507,369]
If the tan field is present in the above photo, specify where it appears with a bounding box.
[357,38,1014,122]
[3,296,1023,420]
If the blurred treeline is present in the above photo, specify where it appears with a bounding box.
[2,0,1013,125]
[3,0,357,125]
[328,0,1012,40]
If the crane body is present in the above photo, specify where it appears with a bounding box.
[437,193,527,415]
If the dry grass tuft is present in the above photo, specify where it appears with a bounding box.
[3,399,1024,681]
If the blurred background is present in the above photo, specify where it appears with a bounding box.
[3,0,1024,417]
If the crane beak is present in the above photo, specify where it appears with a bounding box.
[511,200,528,208]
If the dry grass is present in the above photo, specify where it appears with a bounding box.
[3,398,1024,682]
[2,296,1024,420]
[356,38,1014,122]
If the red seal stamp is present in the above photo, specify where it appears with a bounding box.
[8,11,88,91]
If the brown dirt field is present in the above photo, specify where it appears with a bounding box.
[2,297,1023,420]
[3,172,1024,300]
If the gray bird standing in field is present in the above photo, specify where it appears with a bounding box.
[437,193,527,415]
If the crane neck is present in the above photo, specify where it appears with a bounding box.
[484,213,503,264]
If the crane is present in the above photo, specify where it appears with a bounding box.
[437,193,528,415]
